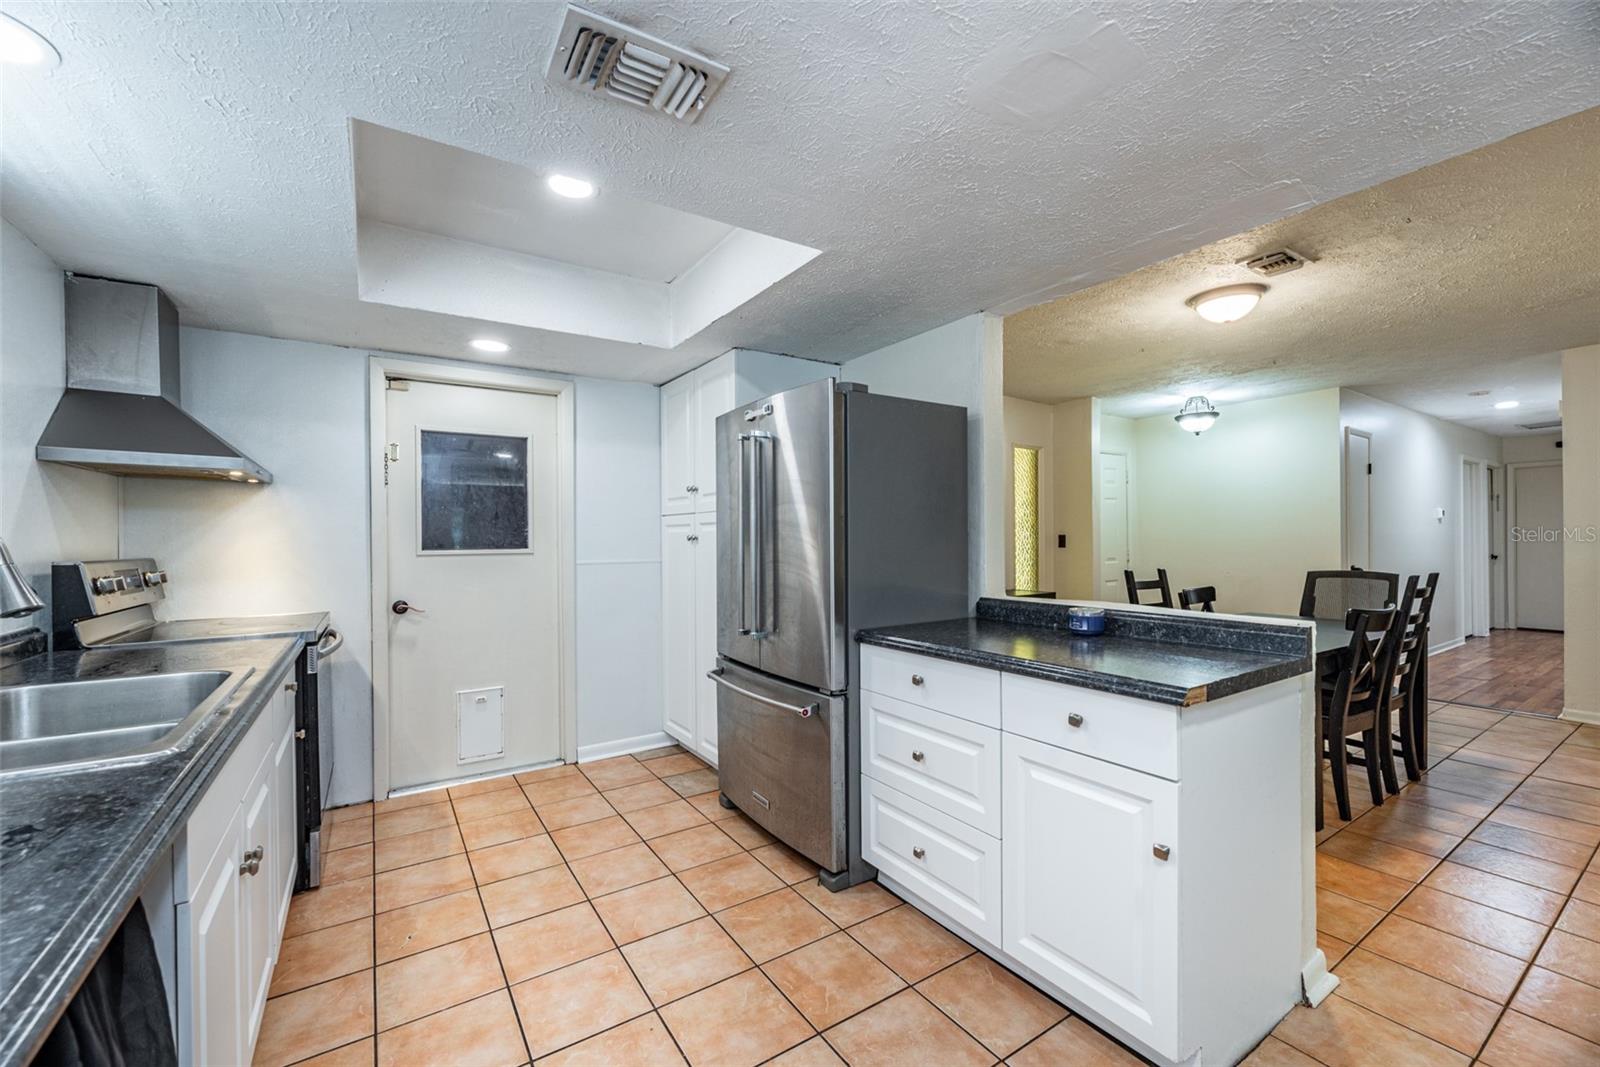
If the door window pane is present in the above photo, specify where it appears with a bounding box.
[419,431,530,552]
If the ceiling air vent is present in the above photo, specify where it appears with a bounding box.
[1240,248,1311,277]
[1518,419,1563,431]
[546,5,730,124]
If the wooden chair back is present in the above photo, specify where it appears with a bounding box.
[1178,586,1217,612]
[1123,568,1174,608]
[1300,568,1400,619]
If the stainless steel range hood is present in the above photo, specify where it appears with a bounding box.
[36,276,272,483]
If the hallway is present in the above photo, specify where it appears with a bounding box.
[1430,631,1565,718]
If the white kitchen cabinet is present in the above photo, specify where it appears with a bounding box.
[660,373,697,515]
[692,362,733,515]
[239,750,275,1048]
[271,700,297,935]
[692,512,719,762]
[662,513,699,747]
[187,810,244,1067]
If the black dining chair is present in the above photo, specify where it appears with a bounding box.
[1178,586,1217,612]
[1386,573,1439,785]
[1124,568,1174,608]
[1299,568,1400,620]
[1323,606,1402,822]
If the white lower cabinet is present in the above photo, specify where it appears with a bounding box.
[187,820,244,1067]
[661,512,720,765]
[1002,732,1178,1055]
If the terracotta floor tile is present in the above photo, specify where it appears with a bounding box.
[373,800,455,840]
[510,950,652,1059]
[479,864,586,927]
[635,744,688,760]
[687,791,739,822]
[1450,748,1542,775]
[1239,1035,1323,1067]
[458,808,546,851]
[1556,896,1600,940]
[321,843,374,885]
[750,843,818,885]
[1449,840,1582,893]
[373,788,448,815]
[622,915,755,1005]
[1362,914,1527,1002]
[663,769,721,797]
[916,952,1067,1058]
[791,878,900,927]
[1535,753,1600,789]
[623,799,710,840]
[376,988,526,1067]
[494,901,615,984]
[1330,948,1499,1055]
[1344,813,1461,858]
[1535,928,1600,987]
[1315,888,1386,943]
[536,1013,686,1067]
[1470,821,1595,869]
[1269,994,1468,1067]
[1479,1009,1600,1067]
[591,875,707,944]
[1510,966,1600,1044]
[323,817,372,851]
[1404,784,1497,819]
[1575,870,1600,905]
[715,887,837,963]
[290,1037,374,1067]
[1008,1016,1145,1066]
[642,753,708,779]
[1430,706,1504,730]
[677,853,785,912]
[765,1035,845,1066]
[375,930,505,1030]
[523,774,599,806]
[446,773,520,800]
[535,793,616,830]
[647,823,743,872]
[1488,804,1600,846]
[468,833,563,884]
[373,824,464,873]
[1422,861,1566,923]
[452,787,531,824]
[374,887,487,964]
[325,801,375,823]
[1319,830,1441,880]
[1393,885,1548,959]
[570,841,671,896]
[580,757,658,791]
[550,814,642,860]
[1318,932,1353,968]
[823,988,989,1067]
[253,971,374,1067]
[267,917,373,997]
[762,931,904,1029]
[515,762,581,784]
[604,779,680,813]
[659,970,815,1067]
[285,877,373,938]
[1315,853,1413,909]
[718,815,778,851]
[1506,780,1600,825]
[848,904,973,983]
[374,853,475,913]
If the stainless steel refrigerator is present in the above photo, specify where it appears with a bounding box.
[709,378,968,889]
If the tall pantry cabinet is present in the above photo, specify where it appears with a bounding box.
[660,350,836,765]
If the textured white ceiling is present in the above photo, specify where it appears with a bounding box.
[1004,108,1600,436]
[2,2,1598,383]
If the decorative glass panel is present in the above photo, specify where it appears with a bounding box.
[419,431,530,552]
[1013,445,1039,592]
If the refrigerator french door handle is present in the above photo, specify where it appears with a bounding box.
[740,430,774,638]
[706,669,815,718]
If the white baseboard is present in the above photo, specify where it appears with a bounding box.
[1561,707,1600,725]
[578,731,677,763]
[1302,949,1339,1007]
[1429,637,1465,656]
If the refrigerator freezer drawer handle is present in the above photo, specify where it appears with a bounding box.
[706,670,815,718]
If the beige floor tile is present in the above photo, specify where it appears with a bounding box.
[324,801,375,824]
[290,1036,375,1067]
[642,753,707,779]
[765,1036,845,1066]
[1509,966,1600,1044]
[687,791,739,822]
[320,843,374,885]
[373,788,448,815]
[748,843,818,885]
[1269,994,1468,1067]
[715,887,837,963]
[1319,831,1441,881]
[511,950,653,1059]
[718,814,778,851]
[446,773,520,800]
[763,931,904,1029]
[459,808,547,851]
[1363,914,1527,1002]
[253,971,374,1067]
[623,799,709,840]
[373,824,464,873]
[468,833,563,884]
[848,904,973,983]
[495,901,616,984]
[648,823,743,872]
[523,774,599,806]
[373,800,455,840]
[376,988,527,1067]
[374,853,475,913]
[580,757,658,791]
[677,853,785,912]
[917,952,1067,1059]
[1393,884,1549,959]
[323,817,372,852]
[570,841,672,896]
[1318,932,1354,969]
[1007,1016,1146,1066]
[1315,888,1386,944]
[536,1013,687,1066]
[1423,860,1567,923]
[375,930,505,1030]
[535,793,616,830]
[623,915,755,1006]
[663,769,720,798]
[1487,804,1600,847]
[1315,853,1414,909]
[267,917,373,997]
[1238,1035,1322,1067]
[516,762,582,785]
[1330,948,1499,1055]
[591,875,707,944]
[1556,897,1600,940]
[791,879,900,927]
[479,864,587,928]
[284,877,373,938]
[634,744,688,761]
[823,988,990,1067]
[659,970,815,1067]
[374,887,487,964]
[605,779,681,813]
[550,814,642,860]
[1479,1009,1600,1067]
[1535,928,1600,987]
[452,787,532,824]
[1448,840,1582,894]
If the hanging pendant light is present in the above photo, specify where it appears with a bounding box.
[1175,396,1221,435]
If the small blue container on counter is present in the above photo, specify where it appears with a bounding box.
[1067,606,1106,635]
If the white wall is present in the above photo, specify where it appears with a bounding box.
[1340,389,1503,651]
[0,220,120,636]
[1502,432,1562,464]
[1002,396,1055,593]
[1562,345,1600,720]
[841,314,1005,600]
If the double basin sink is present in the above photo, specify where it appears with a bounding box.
[0,670,246,776]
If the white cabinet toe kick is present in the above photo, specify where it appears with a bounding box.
[859,645,1307,1067]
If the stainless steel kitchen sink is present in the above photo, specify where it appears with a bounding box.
[0,670,246,775]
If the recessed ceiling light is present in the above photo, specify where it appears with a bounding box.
[1493,400,1520,410]
[470,338,510,354]
[546,173,597,199]
[1186,283,1267,324]
[0,13,60,68]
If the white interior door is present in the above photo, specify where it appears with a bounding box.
[1513,464,1564,631]
[1461,459,1491,639]
[385,379,560,791]
[1344,430,1371,569]
[1098,452,1130,599]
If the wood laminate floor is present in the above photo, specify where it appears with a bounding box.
[1429,630,1565,718]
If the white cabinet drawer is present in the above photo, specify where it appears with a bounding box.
[861,777,1001,945]
[1002,673,1179,781]
[862,690,1001,837]
[860,646,999,728]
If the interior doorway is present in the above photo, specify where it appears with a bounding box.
[1343,429,1372,569]
[1460,458,1491,640]
[1509,461,1564,632]
[1098,451,1130,601]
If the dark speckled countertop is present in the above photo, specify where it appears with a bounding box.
[858,598,1314,706]
[0,636,301,1066]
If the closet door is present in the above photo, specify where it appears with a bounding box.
[661,374,696,515]
[693,511,720,765]
[662,513,698,748]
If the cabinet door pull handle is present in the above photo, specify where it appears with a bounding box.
[1152,844,1171,861]
[910,750,925,763]
[912,846,926,860]
[1068,713,1084,728]
[687,534,699,543]
[687,484,699,493]
[910,674,925,687]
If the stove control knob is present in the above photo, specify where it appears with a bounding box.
[92,576,125,595]
[141,570,169,586]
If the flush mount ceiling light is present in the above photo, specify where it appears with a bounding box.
[1493,400,1520,410]
[1186,283,1267,324]
[546,173,597,199]
[1175,396,1221,435]
[469,338,510,354]
[0,12,60,68]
